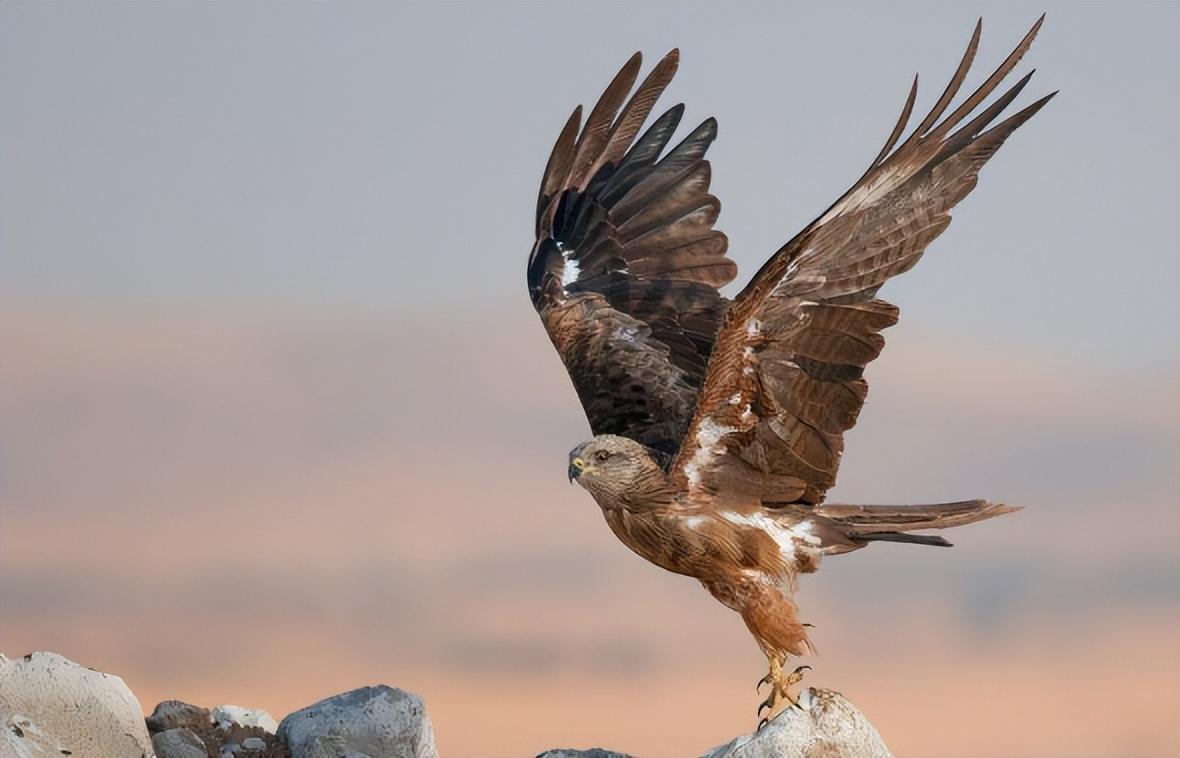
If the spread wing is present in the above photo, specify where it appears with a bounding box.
[671,18,1054,503]
[528,50,737,459]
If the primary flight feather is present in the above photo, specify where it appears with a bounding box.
[526,17,1051,725]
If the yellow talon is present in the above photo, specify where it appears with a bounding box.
[754,660,810,723]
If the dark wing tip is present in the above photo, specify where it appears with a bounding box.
[1005,89,1058,127]
[1003,88,1057,123]
[701,115,719,135]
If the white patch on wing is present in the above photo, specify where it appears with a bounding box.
[719,512,823,564]
[728,391,742,406]
[561,258,580,288]
[556,240,580,290]
[682,515,708,530]
[746,318,762,337]
[684,417,736,488]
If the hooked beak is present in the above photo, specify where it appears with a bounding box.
[568,456,585,484]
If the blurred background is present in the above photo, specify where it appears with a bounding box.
[1,2,1176,756]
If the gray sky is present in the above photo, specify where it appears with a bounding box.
[2,2,1176,373]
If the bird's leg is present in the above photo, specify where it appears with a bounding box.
[755,655,785,724]
[756,655,811,728]
[754,629,812,689]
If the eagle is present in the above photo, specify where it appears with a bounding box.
[525,18,1051,726]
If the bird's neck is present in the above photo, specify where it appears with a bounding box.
[589,467,676,513]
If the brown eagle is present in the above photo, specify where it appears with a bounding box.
[526,18,1050,724]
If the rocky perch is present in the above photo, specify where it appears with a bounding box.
[0,651,890,757]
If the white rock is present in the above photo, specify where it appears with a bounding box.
[700,687,892,758]
[0,727,24,757]
[212,704,278,733]
[0,651,152,758]
[277,685,437,758]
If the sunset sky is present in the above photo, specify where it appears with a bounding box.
[1,3,1177,757]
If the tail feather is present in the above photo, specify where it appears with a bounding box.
[815,499,1019,547]
[858,532,953,547]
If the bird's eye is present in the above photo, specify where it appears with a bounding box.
[595,450,610,463]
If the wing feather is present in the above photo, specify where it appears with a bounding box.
[568,53,642,188]
[904,20,982,146]
[670,18,1053,503]
[535,106,581,238]
[592,50,681,177]
[528,52,736,457]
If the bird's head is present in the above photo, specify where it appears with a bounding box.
[567,434,666,504]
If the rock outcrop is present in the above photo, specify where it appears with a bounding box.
[2,651,890,757]
[701,687,891,757]
[212,704,280,734]
[535,688,891,758]
[144,697,286,756]
[0,651,153,758]
[152,727,208,758]
[276,685,437,758]
[147,700,213,734]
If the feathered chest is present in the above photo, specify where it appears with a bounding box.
[599,500,823,583]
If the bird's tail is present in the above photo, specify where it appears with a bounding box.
[814,499,1020,548]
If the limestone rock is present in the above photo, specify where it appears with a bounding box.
[277,685,436,758]
[0,651,152,757]
[213,704,279,734]
[153,727,209,758]
[700,687,892,758]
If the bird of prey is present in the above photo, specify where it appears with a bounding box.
[526,18,1050,725]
